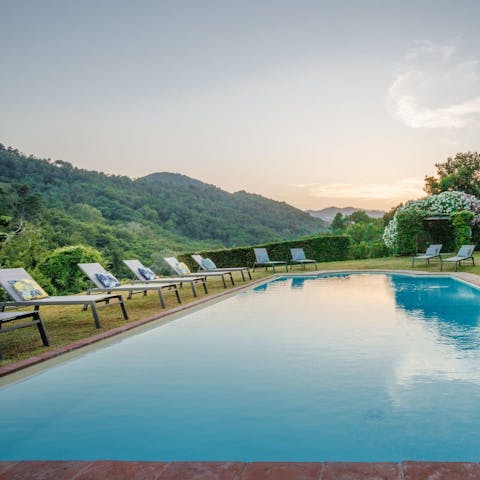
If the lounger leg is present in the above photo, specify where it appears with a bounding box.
[285,263,288,272]
[174,286,181,304]
[118,297,129,320]
[34,311,50,347]
[90,303,101,329]
[473,257,475,266]
[240,270,245,281]
[157,289,166,308]
[221,274,227,288]
[191,282,198,297]
[247,268,252,280]
[202,279,208,294]
[229,272,235,286]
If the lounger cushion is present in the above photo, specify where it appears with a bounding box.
[138,267,156,281]
[9,279,48,301]
[177,262,191,275]
[201,258,217,270]
[95,273,120,288]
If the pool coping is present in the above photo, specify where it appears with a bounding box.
[1,460,480,479]
[2,268,479,380]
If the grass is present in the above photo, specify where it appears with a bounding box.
[1,253,479,367]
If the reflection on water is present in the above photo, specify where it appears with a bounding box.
[255,273,352,292]
[291,277,305,288]
[390,275,480,349]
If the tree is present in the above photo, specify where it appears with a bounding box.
[424,152,480,195]
[330,212,346,232]
[345,211,371,225]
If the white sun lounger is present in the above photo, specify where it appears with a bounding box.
[78,263,182,308]
[0,267,128,329]
[289,248,318,271]
[191,254,251,281]
[123,259,208,297]
[253,248,288,272]
[164,257,234,288]
[411,244,443,267]
[440,245,475,271]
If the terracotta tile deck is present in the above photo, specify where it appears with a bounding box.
[1,462,480,479]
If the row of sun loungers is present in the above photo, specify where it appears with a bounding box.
[411,244,476,271]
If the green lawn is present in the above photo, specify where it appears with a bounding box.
[1,253,479,367]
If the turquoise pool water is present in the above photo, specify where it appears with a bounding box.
[1,273,480,461]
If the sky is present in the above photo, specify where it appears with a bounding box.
[2,0,480,211]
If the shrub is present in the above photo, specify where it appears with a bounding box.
[450,210,475,250]
[35,244,105,295]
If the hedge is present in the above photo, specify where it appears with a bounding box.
[178,235,351,270]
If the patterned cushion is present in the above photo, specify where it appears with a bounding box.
[176,262,191,275]
[95,273,120,288]
[8,279,48,301]
[138,267,156,281]
[201,258,217,270]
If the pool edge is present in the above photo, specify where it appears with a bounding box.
[1,460,480,479]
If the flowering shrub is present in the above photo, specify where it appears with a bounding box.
[383,191,480,252]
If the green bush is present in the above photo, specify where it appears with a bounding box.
[35,244,105,295]
[347,240,389,260]
[395,210,425,255]
[349,241,369,259]
[178,234,351,269]
[450,210,475,250]
[368,241,390,258]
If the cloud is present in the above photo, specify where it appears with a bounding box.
[291,178,425,201]
[388,41,480,128]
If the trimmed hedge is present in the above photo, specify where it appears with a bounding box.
[178,235,351,270]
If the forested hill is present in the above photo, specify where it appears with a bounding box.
[0,145,324,251]
[141,172,324,243]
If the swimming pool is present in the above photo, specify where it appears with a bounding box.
[1,272,480,461]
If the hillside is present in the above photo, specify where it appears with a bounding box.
[308,207,385,224]
[0,146,324,267]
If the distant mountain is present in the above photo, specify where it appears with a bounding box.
[308,207,385,224]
